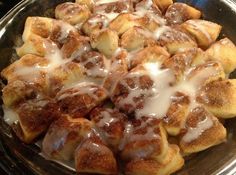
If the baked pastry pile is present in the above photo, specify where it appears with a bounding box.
[2,0,236,174]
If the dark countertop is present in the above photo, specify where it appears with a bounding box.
[0,0,21,18]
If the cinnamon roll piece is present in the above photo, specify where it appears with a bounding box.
[125,144,184,175]
[179,107,226,154]
[93,0,133,14]
[181,19,222,49]
[163,92,190,136]
[103,48,128,95]
[152,0,173,12]
[76,0,94,10]
[197,79,236,118]
[206,38,236,74]
[49,61,85,94]
[61,35,91,59]
[42,116,93,161]
[12,98,60,143]
[111,65,155,114]
[109,13,140,35]
[75,136,118,175]
[74,51,109,78]
[90,28,119,57]
[128,45,170,69]
[165,3,201,25]
[55,2,91,27]
[121,26,158,51]
[56,82,107,118]
[82,14,110,36]
[90,107,128,152]
[17,35,56,57]
[162,48,208,81]
[155,26,197,54]
[1,54,50,107]
[121,117,169,162]
[22,17,79,45]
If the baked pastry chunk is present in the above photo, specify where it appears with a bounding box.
[55,2,91,27]
[2,0,236,175]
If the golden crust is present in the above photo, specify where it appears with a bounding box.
[181,19,222,49]
[42,116,93,160]
[82,14,110,36]
[197,79,236,118]
[22,17,79,45]
[152,0,173,12]
[49,61,85,94]
[22,17,53,41]
[17,35,51,57]
[121,26,157,51]
[90,107,128,152]
[109,13,140,35]
[90,28,119,57]
[55,2,91,26]
[179,107,226,154]
[75,137,118,175]
[165,2,201,25]
[206,38,236,74]
[61,35,91,59]
[128,45,170,70]
[56,83,107,118]
[163,92,190,136]
[13,99,60,143]
[93,0,133,14]
[1,54,48,82]
[121,118,168,162]
[76,0,94,10]
[1,54,51,107]
[103,49,128,94]
[125,144,184,175]
[162,48,206,81]
[156,27,197,54]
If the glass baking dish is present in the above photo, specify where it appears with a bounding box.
[0,0,236,174]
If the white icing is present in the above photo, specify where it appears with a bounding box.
[182,116,213,143]
[109,47,125,69]
[176,63,222,111]
[104,57,111,71]
[135,0,153,10]
[57,82,99,100]
[97,110,118,128]
[13,65,42,82]
[44,41,67,70]
[117,71,151,113]
[136,62,175,118]
[134,0,166,26]
[88,15,109,28]
[57,21,76,43]
[3,106,19,125]
[14,39,68,83]
[118,122,133,150]
[69,42,91,60]
[102,12,119,22]
[79,54,108,77]
[118,61,221,121]
[153,26,170,40]
[126,48,142,68]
